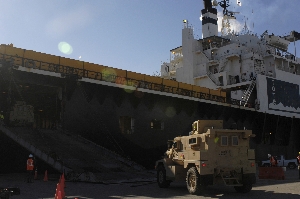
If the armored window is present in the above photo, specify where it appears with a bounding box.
[173,142,177,148]
[232,136,239,146]
[189,138,197,145]
[221,136,228,146]
[175,141,182,150]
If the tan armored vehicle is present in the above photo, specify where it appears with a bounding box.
[155,120,256,195]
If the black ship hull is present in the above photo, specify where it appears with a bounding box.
[0,69,299,170]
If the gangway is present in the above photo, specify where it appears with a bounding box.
[0,123,145,182]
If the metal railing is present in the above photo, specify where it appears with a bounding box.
[0,53,226,103]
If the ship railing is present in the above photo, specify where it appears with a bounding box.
[0,52,226,104]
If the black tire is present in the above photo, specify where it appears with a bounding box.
[186,167,204,195]
[234,180,252,193]
[263,163,270,167]
[157,165,170,188]
[288,163,296,169]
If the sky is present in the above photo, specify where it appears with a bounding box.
[0,0,299,76]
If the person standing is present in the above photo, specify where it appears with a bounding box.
[27,154,34,183]
[268,154,277,167]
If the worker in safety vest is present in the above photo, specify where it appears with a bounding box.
[27,154,34,183]
[268,154,277,167]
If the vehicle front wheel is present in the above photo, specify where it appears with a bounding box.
[157,165,170,188]
[288,163,296,169]
[263,163,270,167]
[186,167,204,195]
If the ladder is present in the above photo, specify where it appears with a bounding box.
[220,172,241,186]
[241,80,256,107]
[206,71,220,86]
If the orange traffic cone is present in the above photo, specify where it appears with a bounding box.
[43,170,48,182]
[34,170,38,180]
[60,181,65,198]
[61,173,66,188]
[55,183,61,199]
[57,190,62,199]
[57,174,66,198]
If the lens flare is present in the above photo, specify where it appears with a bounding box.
[166,106,176,118]
[102,68,116,83]
[58,42,73,55]
[214,137,219,143]
[124,88,135,93]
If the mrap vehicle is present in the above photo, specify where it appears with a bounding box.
[155,120,256,195]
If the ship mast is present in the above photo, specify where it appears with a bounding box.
[217,0,240,36]
[201,0,218,38]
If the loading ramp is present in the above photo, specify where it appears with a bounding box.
[0,123,145,182]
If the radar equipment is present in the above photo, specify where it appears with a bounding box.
[218,1,240,36]
[218,0,230,16]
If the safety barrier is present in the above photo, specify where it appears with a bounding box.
[258,167,285,180]
[0,44,226,104]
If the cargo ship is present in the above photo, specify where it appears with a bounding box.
[159,0,300,160]
[0,0,300,171]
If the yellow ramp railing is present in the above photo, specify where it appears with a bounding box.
[0,44,226,103]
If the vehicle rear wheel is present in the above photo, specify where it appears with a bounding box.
[234,180,252,193]
[288,163,296,169]
[157,165,170,188]
[186,167,204,195]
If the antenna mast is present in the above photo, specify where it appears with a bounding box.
[219,0,240,36]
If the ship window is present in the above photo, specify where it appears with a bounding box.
[150,119,164,130]
[119,116,134,134]
[221,136,228,146]
[232,136,239,146]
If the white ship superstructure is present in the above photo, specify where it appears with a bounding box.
[161,0,300,118]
